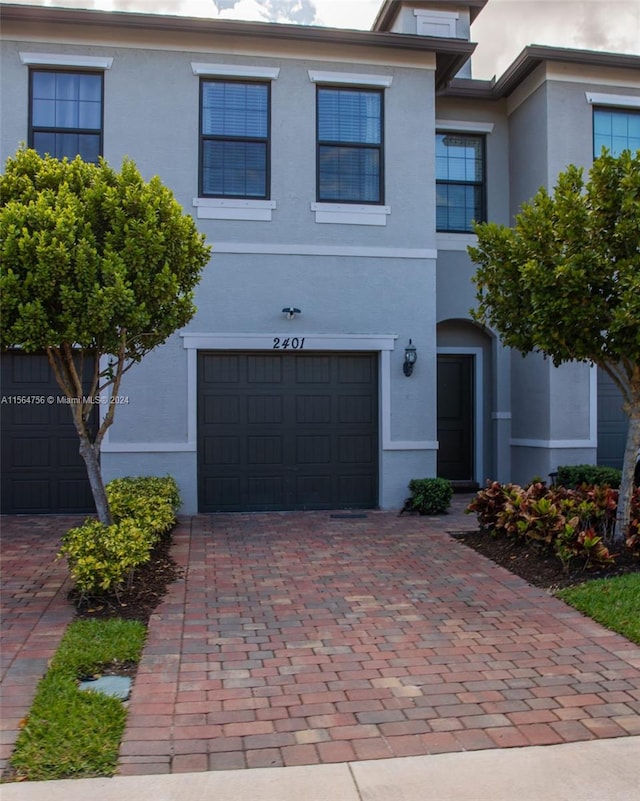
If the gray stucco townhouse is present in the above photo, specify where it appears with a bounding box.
[1,0,639,514]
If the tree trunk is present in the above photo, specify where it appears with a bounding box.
[615,405,640,544]
[79,436,113,525]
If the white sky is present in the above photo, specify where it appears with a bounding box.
[6,0,640,79]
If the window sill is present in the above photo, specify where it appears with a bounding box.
[310,202,391,226]
[192,198,275,221]
[436,232,478,251]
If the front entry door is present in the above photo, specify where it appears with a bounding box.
[437,354,474,482]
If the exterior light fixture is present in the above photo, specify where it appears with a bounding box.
[403,339,417,377]
[282,307,301,320]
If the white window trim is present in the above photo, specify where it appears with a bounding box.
[192,198,276,222]
[414,9,459,38]
[436,119,495,133]
[20,52,113,69]
[310,202,391,227]
[308,70,392,88]
[191,62,280,80]
[585,92,640,108]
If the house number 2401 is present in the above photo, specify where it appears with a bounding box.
[273,337,305,350]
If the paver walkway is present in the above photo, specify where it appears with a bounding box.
[117,499,640,775]
[2,502,639,780]
[0,516,80,773]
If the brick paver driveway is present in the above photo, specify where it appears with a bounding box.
[119,500,640,775]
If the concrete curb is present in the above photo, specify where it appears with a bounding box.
[2,737,638,801]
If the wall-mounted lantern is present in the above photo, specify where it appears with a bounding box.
[403,339,417,377]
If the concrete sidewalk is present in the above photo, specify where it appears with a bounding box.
[1,737,638,800]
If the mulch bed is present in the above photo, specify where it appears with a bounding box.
[70,530,181,625]
[451,528,640,592]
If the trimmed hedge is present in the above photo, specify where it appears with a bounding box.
[406,477,453,515]
[556,464,622,489]
[59,476,180,597]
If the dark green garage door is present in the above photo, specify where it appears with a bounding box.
[198,351,378,511]
[1,352,95,514]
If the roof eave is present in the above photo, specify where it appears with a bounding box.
[0,3,476,91]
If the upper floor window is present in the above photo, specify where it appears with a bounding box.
[317,87,383,204]
[593,108,640,157]
[29,70,103,162]
[200,79,269,199]
[436,132,485,233]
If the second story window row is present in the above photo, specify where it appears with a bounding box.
[316,87,383,204]
[593,107,640,157]
[30,69,103,163]
[200,80,270,199]
[436,132,485,233]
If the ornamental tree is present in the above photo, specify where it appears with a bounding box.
[0,148,211,524]
[469,149,640,543]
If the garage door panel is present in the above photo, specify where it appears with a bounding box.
[12,354,50,383]
[247,395,283,424]
[5,478,52,512]
[295,356,331,383]
[1,352,95,514]
[59,436,82,466]
[198,351,378,512]
[247,436,283,465]
[338,356,373,383]
[339,435,373,464]
[202,354,239,383]
[338,395,374,424]
[7,436,50,467]
[295,474,332,505]
[248,476,285,506]
[248,355,283,383]
[204,437,240,465]
[296,435,331,464]
[295,395,331,424]
[204,395,240,424]
[203,475,242,507]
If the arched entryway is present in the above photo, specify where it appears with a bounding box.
[436,320,494,488]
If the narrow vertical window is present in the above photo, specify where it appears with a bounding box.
[436,133,485,232]
[29,70,103,162]
[200,80,270,199]
[593,108,640,157]
[317,87,383,203]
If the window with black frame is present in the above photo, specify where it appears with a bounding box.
[200,79,270,199]
[436,132,485,233]
[593,107,640,157]
[29,70,103,162]
[317,86,383,204]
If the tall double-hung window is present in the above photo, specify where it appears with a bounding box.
[593,108,640,157]
[29,70,103,162]
[200,80,270,198]
[436,133,485,233]
[317,87,383,203]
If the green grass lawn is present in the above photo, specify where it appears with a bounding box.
[557,572,640,645]
[10,618,145,781]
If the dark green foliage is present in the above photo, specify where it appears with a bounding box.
[556,464,622,489]
[59,475,180,596]
[469,150,640,542]
[407,478,453,515]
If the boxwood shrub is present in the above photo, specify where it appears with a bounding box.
[59,476,180,598]
[407,477,453,515]
[556,464,622,489]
